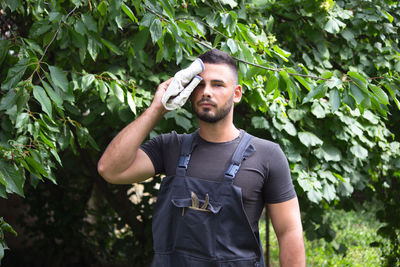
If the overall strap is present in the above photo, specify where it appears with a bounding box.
[176,131,198,176]
[224,132,254,181]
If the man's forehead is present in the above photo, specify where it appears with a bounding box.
[202,62,232,71]
[200,63,235,82]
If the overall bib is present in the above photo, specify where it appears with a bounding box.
[151,131,264,267]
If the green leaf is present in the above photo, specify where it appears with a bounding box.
[150,19,163,43]
[285,146,302,163]
[349,83,366,105]
[96,80,109,102]
[76,127,100,150]
[175,45,183,64]
[311,101,326,119]
[350,145,368,160]
[25,156,47,177]
[24,38,44,55]
[381,10,393,23]
[50,149,62,166]
[293,75,311,91]
[185,20,205,37]
[15,113,29,129]
[369,84,389,105]
[111,82,124,102]
[42,80,63,109]
[342,88,356,109]
[283,121,297,136]
[127,91,136,115]
[0,90,17,111]
[100,38,122,55]
[302,83,327,103]
[0,159,25,197]
[81,74,96,91]
[329,88,341,112]
[164,111,192,131]
[32,86,52,118]
[321,72,333,80]
[326,77,342,89]
[0,184,7,198]
[317,144,342,162]
[159,0,175,19]
[287,109,306,122]
[298,131,323,147]
[121,3,138,23]
[87,37,99,61]
[74,20,87,36]
[39,131,55,149]
[279,70,297,105]
[131,29,149,53]
[227,38,238,54]
[76,126,89,147]
[341,29,355,42]
[307,188,323,203]
[337,178,353,197]
[0,40,9,66]
[384,84,400,109]
[348,71,368,94]
[0,218,17,236]
[29,20,52,37]
[4,0,21,11]
[1,58,29,91]
[220,0,238,8]
[273,45,290,62]
[266,72,278,94]
[362,110,379,124]
[97,1,108,16]
[49,66,69,92]
[81,13,97,32]
[322,183,336,202]
[239,42,254,63]
[140,13,156,27]
[324,17,344,34]
[251,116,269,129]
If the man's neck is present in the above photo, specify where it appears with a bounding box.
[197,119,240,143]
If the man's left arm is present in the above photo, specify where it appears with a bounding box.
[267,197,305,267]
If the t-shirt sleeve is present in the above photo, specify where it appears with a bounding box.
[263,144,297,203]
[140,134,165,175]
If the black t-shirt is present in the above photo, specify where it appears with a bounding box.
[140,129,296,231]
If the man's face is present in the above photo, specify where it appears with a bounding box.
[190,63,241,123]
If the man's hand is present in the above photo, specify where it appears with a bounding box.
[151,77,174,115]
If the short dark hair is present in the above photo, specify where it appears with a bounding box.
[199,49,238,83]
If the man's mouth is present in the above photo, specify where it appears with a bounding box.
[198,100,216,107]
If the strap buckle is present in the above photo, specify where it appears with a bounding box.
[224,163,241,178]
[178,154,191,169]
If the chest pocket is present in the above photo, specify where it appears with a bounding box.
[171,192,222,258]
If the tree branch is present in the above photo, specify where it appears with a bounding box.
[193,36,332,81]
[27,6,77,81]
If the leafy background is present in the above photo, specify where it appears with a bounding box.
[0,0,399,266]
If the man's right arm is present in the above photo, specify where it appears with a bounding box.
[97,78,173,184]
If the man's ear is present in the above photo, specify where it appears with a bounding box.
[233,84,242,103]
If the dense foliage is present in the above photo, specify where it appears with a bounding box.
[0,0,399,266]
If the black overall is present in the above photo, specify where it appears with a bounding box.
[151,131,264,267]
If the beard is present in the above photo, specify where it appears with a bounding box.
[192,94,233,123]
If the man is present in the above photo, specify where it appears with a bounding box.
[98,49,305,266]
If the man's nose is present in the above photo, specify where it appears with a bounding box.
[201,83,212,98]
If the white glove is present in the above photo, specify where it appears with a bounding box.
[162,58,205,110]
